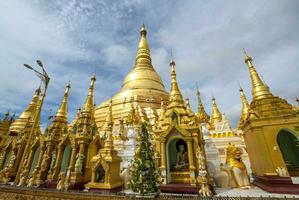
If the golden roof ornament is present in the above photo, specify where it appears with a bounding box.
[210,96,222,130]
[46,81,71,139]
[196,88,210,123]
[243,49,273,100]
[168,58,184,108]
[83,74,96,113]
[55,81,71,121]
[238,86,250,128]
[185,97,192,113]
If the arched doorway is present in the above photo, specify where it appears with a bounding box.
[1,148,12,170]
[166,137,189,183]
[95,165,105,183]
[60,144,72,173]
[277,129,299,176]
[30,147,40,173]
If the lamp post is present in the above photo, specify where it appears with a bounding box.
[14,60,50,184]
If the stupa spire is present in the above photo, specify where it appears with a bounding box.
[8,86,41,135]
[82,74,96,112]
[210,96,222,129]
[55,81,71,121]
[168,58,184,106]
[134,24,152,69]
[196,87,210,123]
[238,86,250,128]
[243,49,272,100]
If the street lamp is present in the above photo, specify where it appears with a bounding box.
[14,60,50,184]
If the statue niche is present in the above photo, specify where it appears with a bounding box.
[168,138,189,177]
[95,165,105,183]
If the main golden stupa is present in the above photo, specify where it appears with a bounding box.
[95,25,169,127]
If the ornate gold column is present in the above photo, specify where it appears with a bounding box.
[51,146,63,180]
[187,138,196,186]
[36,147,45,170]
[186,139,195,170]
[160,139,166,169]
[69,147,77,171]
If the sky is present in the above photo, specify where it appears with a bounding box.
[0,0,298,129]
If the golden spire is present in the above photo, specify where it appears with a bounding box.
[168,58,184,107]
[210,96,222,129]
[115,23,167,97]
[82,74,96,112]
[104,99,113,148]
[243,49,272,100]
[55,81,71,121]
[8,87,41,135]
[185,97,192,113]
[238,86,250,127]
[196,88,210,123]
[134,24,152,69]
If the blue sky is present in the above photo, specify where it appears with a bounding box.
[0,0,298,129]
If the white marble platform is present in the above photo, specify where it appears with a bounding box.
[215,186,299,198]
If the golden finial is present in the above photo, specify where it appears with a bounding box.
[140,23,147,36]
[135,23,151,68]
[243,48,252,63]
[82,75,96,112]
[243,49,272,100]
[210,96,222,130]
[196,83,210,123]
[55,81,71,120]
[238,85,250,128]
[168,57,184,107]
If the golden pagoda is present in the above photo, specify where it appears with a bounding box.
[95,24,169,127]
[240,50,299,193]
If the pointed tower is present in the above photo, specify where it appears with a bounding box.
[9,87,41,136]
[196,89,210,123]
[83,74,96,113]
[241,50,299,193]
[244,50,273,100]
[168,59,184,108]
[209,97,222,130]
[95,24,169,127]
[46,81,71,140]
[238,87,249,128]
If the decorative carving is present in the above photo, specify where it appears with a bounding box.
[56,172,65,190]
[74,153,85,173]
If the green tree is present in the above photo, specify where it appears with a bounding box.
[129,122,161,194]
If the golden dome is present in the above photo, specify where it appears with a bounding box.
[95,25,169,127]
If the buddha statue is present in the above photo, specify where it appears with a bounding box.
[174,144,189,171]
